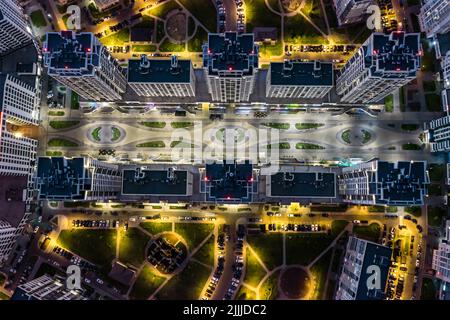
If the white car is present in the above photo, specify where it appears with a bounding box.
[84,278,91,284]
[96,278,104,285]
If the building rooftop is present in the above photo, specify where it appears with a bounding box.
[0,175,27,228]
[203,32,258,75]
[435,31,450,59]
[128,55,191,83]
[356,239,392,300]
[269,171,336,197]
[202,161,255,202]
[122,167,188,195]
[35,157,87,200]
[364,32,421,76]
[269,60,333,86]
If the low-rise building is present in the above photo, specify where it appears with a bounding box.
[266,60,333,99]
[335,236,392,300]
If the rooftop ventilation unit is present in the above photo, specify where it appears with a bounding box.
[139,54,151,74]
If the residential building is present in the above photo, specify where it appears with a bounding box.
[203,32,259,102]
[419,0,450,37]
[128,55,195,98]
[434,31,450,90]
[336,32,421,104]
[43,31,127,101]
[266,60,333,99]
[34,156,122,201]
[0,219,15,263]
[424,114,450,152]
[333,0,376,26]
[12,274,87,300]
[0,0,33,54]
[335,236,392,300]
[338,160,429,205]
[432,220,450,284]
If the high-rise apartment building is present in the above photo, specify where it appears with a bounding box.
[419,0,450,37]
[0,0,33,54]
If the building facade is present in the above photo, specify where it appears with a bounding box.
[12,274,87,300]
[336,32,421,104]
[266,60,333,99]
[34,156,122,201]
[43,31,127,101]
[128,55,195,98]
[203,32,259,102]
[0,0,33,54]
[419,0,450,37]
[333,0,375,26]
[0,219,15,263]
[335,236,392,300]
[424,114,450,152]
[338,160,429,205]
[432,220,450,285]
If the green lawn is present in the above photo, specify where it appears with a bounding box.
[132,45,157,52]
[384,95,394,112]
[295,143,325,150]
[246,233,283,270]
[187,26,208,52]
[139,121,166,128]
[402,143,421,150]
[30,10,47,28]
[57,229,117,268]
[262,122,290,130]
[243,248,267,287]
[156,260,211,299]
[179,0,217,32]
[245,0,281,35]
[425,93,442,112]
[401,124,419,131]
[286,233,334,266]
[259,270,280,300]
[192,234,215,267]
[268,142,291,150]
[49,121,80,129]
[111,127,121,141]
[92,127,101,141]
[70,91,80,109]
[174,223,214,250]
[310,248,332,300]
[428,164,445,183]
[159,39,186,52]
[428,206,447,227]
[331,220,349,237]
[420,278,437,300]
[405,206,422,217]
[48,138,78,147]
[129,264,166,300]
[236,285,257,300]
[100,28,130,46]
[136,141,166,148]
[284,13,325,44]
[148,0,181,19]
[428,184,442,196]
[341,130,351,144]
[48,111,65,116]
[118,228,151,268]
[352,223,381,243]
[171,122,193,128]
[362,130,371,144]
[140,222,172,235]
[295,123,324,130]
[258,42,283,56]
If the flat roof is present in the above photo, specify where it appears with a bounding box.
[36,157,86,199]
[356,239,392,300]
[128,56,191,83]
[270,60,333,86]
[270,171,336,197]
[204,161,254,201]
[0,175,27,228]
[122,168,188,195]
[203,32,258,75]
[436,32,450,58]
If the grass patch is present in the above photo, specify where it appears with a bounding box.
[48,111,65,116]
[310,248,332,300]
[118,228,151,268]
[159,39,185,52]
[57,229,117,268]
[401,124,419,131]
[428,206,447,227]
[179,0,217,32]
[100,28,130,46]
[331,220,348,237]
[136,141,166,148]
[111,127,121,141]
[405,206,421,217]
[362,130,371,144]
[174,223,214,250]
[402,143,421,150]
[295,123,324,130]
[286,233,334,266]
[49,121,80,129]
[132,45,157,52]
[139,121,166,128]
[295,143,325,150]
[92,127,101,142]
[193,234,214,266]
[236,285,256,300]
[48,138,78,147]
[244,248,267,288]
[70,91,80,110]
[420,278,437,300]
[156,260,211,299]
[30,10,47,28]
[284,13,325,44]
[247,234,283,270]
[259,270,280,300]
[148,0,181,19]
[425,93,442,112]
[245,0,281,34]
[171,122,193,128]
[187,26,208,52]
[384,95,394,112]
[341,130,351,144]
[428,164,445,183]
[140,222,172,235]
[262,122,290,130]
[46,151,63,156]
[268,142,291,150]
[352,223,381,243]
[129,264,166,300]
[428,184,442,196]
[258,42,283,56]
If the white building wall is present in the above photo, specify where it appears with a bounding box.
[0,0,33,54]
[420,0,450,37]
